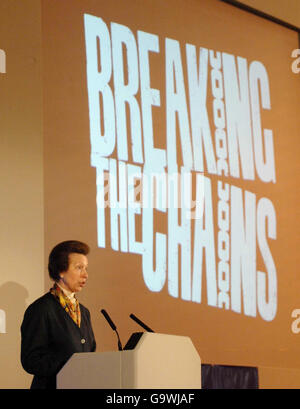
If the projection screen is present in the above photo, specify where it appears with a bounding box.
[42,0,300,368]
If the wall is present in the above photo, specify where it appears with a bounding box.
[0,0,44,388]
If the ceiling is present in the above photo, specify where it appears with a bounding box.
[224,0,300,30]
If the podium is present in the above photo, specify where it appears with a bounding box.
[57,332,201,389]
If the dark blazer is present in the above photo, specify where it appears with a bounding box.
[20,292,96,389]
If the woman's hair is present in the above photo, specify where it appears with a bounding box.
[48,240,90,281]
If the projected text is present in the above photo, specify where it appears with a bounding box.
[84,14,277,321]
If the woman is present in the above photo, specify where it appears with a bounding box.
[21,240,96,389]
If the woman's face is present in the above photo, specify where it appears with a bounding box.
[59,253,88,293]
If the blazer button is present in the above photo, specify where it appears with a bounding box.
[81,338,86,344]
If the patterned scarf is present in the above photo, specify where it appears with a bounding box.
[50,283,81,327]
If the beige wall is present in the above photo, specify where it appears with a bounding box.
[0,0,44,388]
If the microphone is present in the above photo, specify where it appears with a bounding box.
[129,313,155,333]
[101,309,123,351]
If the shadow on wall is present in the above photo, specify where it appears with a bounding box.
[0,281,32,388]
